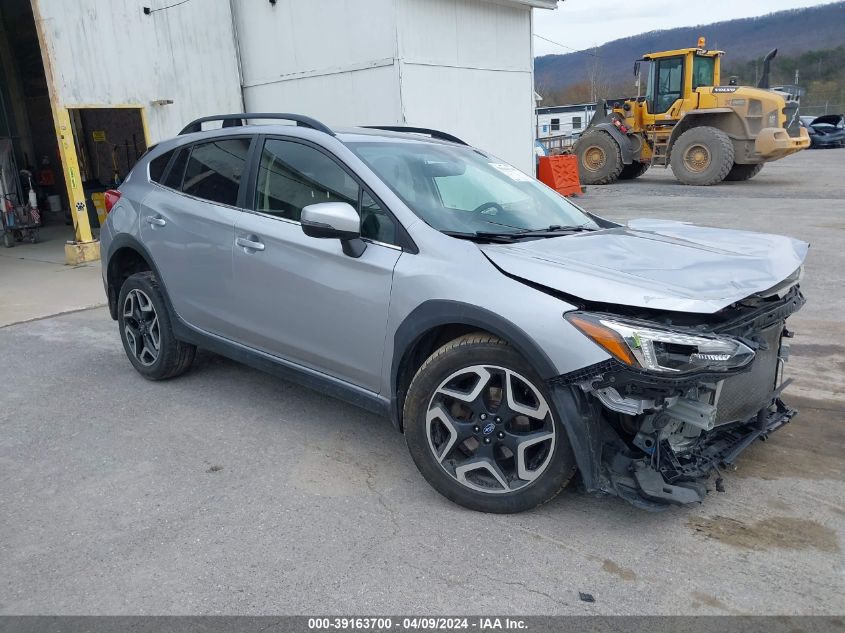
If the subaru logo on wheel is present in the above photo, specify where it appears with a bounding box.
[482,422,496,435]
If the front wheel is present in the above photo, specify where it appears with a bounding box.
[403,333,577,513]
[575,131,624,185]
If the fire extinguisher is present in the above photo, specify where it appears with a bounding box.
[21,170,40,225]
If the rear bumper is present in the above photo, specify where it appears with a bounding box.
[754,126,811,160]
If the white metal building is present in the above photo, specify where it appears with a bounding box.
[535,103,597,140]
[0,0,558,261]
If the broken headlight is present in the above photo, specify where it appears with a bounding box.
[566,312,755,374]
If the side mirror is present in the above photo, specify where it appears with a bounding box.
[633,61,640,77]
[300,202,367,258]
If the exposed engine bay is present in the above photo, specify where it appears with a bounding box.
[552,282,805,510]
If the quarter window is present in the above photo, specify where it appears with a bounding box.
[148,151,173,183]
[163,148,189,189]
[181,138,250,206]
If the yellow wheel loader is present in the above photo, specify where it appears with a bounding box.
[575,38,810,186]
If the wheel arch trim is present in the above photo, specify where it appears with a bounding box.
[389,300,559,431]
[105,234,174,321]
[584,123,634,164]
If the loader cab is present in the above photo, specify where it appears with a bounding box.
[638,41,722,121]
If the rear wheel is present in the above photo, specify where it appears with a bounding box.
[618,161,650,180]
[576,131,624,185]
[403,333,577,513]
[118,271,195,380]
[670,126,735,186]
[724,162,764,181]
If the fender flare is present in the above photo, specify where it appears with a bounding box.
[583,122,634,164]
[389,300,559,430]
[104,234,174,321]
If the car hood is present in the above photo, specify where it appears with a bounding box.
[479,219,809,313]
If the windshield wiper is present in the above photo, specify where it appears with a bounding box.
[442,225,594,243]
[441,230,519,243]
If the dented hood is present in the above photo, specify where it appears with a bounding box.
[480,219,809,313]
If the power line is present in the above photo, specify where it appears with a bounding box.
[533,33,602,58]
[143,0,193,15]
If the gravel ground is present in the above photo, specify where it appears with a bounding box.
[1,149,843,616]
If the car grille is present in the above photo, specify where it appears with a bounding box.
[715,323,782,425]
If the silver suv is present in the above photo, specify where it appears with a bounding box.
[101,113,808,513]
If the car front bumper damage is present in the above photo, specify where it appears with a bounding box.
[548,290,805,510]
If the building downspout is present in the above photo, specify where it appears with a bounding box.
[228,0,246,111]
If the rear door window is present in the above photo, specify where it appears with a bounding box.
[181,138,251,207]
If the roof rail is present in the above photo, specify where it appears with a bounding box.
[362,126,468,145]
[178,113,335,136]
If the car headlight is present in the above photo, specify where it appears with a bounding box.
[565,312,755,374]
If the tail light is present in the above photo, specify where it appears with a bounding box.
[104,189,121,214]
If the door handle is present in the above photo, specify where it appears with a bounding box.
[236,236,265,252]
[145,215,166,227]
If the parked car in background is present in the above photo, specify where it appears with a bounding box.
[800,114,845,149]
[101,113,808,514]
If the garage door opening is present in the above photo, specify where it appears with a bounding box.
[67,106,148,229]
[1,0,148,258]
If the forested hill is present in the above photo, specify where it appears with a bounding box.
[535,1,845,108]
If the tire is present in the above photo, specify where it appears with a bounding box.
[669,126,735,186]
[403,333,577,513]
[724,162,764,182]
[575,131,624,185]
[117,271,195,380]
[618,161,650,180]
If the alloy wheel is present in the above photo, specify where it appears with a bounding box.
[425,365,556,494]
[122,289,161,366]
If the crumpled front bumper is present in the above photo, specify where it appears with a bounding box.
[755,126,811,160]
[609,399,797,509]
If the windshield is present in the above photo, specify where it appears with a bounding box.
[347,140,595,234]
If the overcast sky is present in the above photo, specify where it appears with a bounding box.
[533,0,834,56]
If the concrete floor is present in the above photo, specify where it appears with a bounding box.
[0,149,842,615]
[0,224,105,327]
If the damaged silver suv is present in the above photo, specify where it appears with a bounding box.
[101,113,808,513]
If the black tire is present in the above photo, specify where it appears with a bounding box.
[724,163,764,181]
[117,271,195,380]
[669,126,735,186]
[575,131,624,185]
[618,161,650,180]
[403,333,577,513]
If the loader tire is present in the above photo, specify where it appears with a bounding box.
[670,126,735,186]
[618,161,650,180]
[576,131,624,185]
[724,162,764,181]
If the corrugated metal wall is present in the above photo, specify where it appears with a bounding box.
[33,0,244,142]
[397,0,536,171]
[235,0,542,172]
[233,0,403,128]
